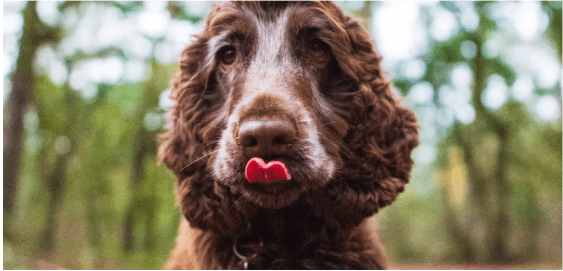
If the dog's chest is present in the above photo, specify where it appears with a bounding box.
[212,208,346,269]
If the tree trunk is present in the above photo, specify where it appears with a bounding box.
[3,2,38,215]
[39,84,79,252]
[4,0,60,217]
[123,59,161,252]
[522,184,541,260]
[40,148,70,252]
[489,126,511,262]
[463,3,511,262]
[441,187,477,261]
[446,124,480,262]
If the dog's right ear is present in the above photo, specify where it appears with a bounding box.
[158,1,229,175]
[158,3,258,237]
[157,36,210,177]
[157,96,189,176]
[160,1,256,176]
[157,12,224,178]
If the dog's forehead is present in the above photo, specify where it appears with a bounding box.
[206,2,339,51]
[249,6,294,66]
[242,4,342,58]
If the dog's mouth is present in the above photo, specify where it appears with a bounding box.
[245,157,291,183]
[242,156,308,208]
[215,155,317,209]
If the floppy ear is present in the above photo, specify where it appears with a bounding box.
[158,3,259,236]
[158,2,241,174]
[312,3,419,228]
[157,35,210,176]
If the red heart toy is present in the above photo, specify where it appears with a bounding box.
[245,157,291,183]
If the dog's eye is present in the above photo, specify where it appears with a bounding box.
[218,46,237,65]
[310,39,328,52]
[308,39,329,62]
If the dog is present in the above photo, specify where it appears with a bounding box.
[158,1,419,269]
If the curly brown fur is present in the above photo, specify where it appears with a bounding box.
[159,1,418,269]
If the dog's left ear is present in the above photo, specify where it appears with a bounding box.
[343,13,419,209]
[312,3,419,228]
[317,86,419,228]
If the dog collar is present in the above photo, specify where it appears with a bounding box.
[232,223,263,270]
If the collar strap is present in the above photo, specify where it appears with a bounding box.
[232,223,263,270]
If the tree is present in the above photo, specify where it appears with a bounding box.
[389,1,561,264]
[4,1,59,221]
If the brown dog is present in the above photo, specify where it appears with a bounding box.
[159,2,418,269]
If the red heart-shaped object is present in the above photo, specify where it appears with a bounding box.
[245,157,291,183]
[245,157,267,183]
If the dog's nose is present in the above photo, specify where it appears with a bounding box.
[238,116,296,158]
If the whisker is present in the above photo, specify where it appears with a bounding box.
[181,150,220,171]
[203,140,221,149]
[319,121,337,127]
[317,132,352,159]
[228,195,246,211]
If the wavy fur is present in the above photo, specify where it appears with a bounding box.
[159,2,418,269]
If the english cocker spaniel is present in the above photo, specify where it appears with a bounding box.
[158,1,419,269]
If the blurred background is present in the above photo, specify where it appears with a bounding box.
[3,1,561,269]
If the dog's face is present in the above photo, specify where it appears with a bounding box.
[159,1,418,233]
[208,3,355,209]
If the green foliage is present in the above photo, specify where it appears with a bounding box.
[5,61,180,269]
[486,57,517,86]
[381,189,449,262]
[380,0,561,266]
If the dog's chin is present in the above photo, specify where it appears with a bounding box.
[239,179,306,209]
[222,169,328,210]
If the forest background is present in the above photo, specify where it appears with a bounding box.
[3,1,562,269]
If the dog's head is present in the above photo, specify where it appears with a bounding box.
[159,1,418,234]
